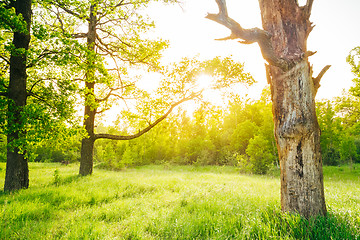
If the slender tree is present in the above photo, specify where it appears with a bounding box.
[207,0,330,217]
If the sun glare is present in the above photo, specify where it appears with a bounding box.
[195,74,212,91]
[297,0,306,6]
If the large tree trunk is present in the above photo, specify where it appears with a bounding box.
[206,0,328,217]
[269,60,326,217]
[4,0,32,191]
[259,0,326,217]
[79,3,97,176]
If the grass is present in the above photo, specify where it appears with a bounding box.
[0,163,359,239]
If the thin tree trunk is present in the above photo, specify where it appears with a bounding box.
[4,0,32,191]
[79,3,97,176]
[80,135,95,175]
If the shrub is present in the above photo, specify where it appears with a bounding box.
[246,135,275,174]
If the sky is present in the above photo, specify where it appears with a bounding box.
[145,0,360,100]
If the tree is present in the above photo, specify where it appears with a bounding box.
[316,101,342,166]
[40,0,254,175]
[45,0,256,175]
[0,0,32,191]
[39,0,178,175]
[231,120,257,154]
[1,0,82,191]
[207,0,329,217]
[93,56,252,170]
[347,47,360,98]
[339,133,358,168]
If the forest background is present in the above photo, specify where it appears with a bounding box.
[1,0,360,176]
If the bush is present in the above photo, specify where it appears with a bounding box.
[322,147,340,166]
[246,135,275,174]
[237,153,252,173]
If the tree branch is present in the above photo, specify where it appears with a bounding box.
[26,49,59,68]
[95,106,111,114]
[305,51,317,58]
[72,33,87,38]
[0,55,10,65]
[304,0,314,15]
[97,0,130,21]
[95,85,133,103]
[27,92,54,109]
[313,65,331,92]
[51,8,88,39]
[108,55,124,89]
[94,94,198,140]
[27,78,45,95]
[53,1,89,21]
[206,0,291,71]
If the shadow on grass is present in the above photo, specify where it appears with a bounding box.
[251,206,359,240]
[148,205,359,240]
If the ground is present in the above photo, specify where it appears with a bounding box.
[0,162,359,239]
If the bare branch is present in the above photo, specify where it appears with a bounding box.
[95,94,198,140]
[215,0,228,16]
[304,0,314,15]
[313,65,331,92]
[305,51,317,58]
[215,34,236,41]
[206,0,291,71]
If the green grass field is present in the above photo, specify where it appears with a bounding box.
[0,163,359,239]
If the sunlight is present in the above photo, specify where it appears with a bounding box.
[297,0,306,6]
[195,74,212,91]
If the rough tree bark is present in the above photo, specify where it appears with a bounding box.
[207,0,329,217]
[4,0,32,191]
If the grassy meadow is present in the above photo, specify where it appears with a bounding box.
[0,162,359,239]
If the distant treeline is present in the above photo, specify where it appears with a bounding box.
[4,87,358,174]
